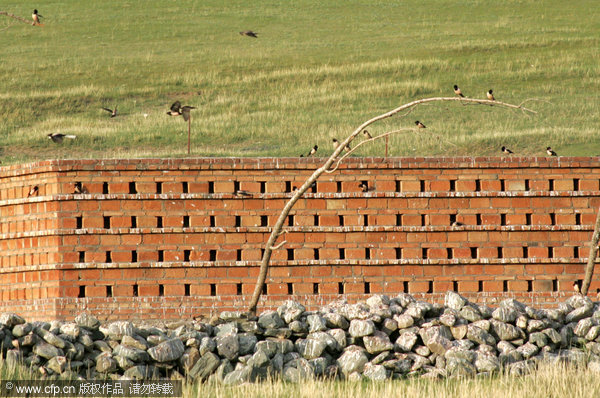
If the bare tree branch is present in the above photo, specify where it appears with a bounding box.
[0,11,35,25]
[246,96,538,314]
[582,209,600,296]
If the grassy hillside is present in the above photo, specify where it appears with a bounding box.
[0,0,598,164]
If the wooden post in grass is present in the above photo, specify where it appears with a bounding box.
[246,96,537,314]
[581,209,600,295]
[188,116,191,155]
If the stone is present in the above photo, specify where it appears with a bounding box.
[516,342,539,359]
[396,331,418,352]
[113,344,149,362]
[307,314,328,333]
[574,318,594,337]
[258,311,285,329]
[565,304,594,323]
[121,335,148,350]
[96,353,118,373]
[528,332,549,348]
[394,314,415,329]
[189,352,221,381]
[466,325,496,346]
[492,307,518,323]
[0,313,26,328]
[215,322,238,337]
[46,356,67,374]
[216,334,239,361]
[337,346,369,376]
[238,333,257,356]
[363,331,394,355]
[490,320,522,341]
[445,291,468,311]
[124,365,157,379]
[348,319,375,338]
[381,318,398,335]
[147,338,185,362]
[199,337,216,356]
[33,342,63,359]
[277,301,306,324]
[323,313,349,330]
[460,305,483,322]
[446,357,476,377]
[329,329,347,350]
[363,363,388,381]
[12,323,32,337]
[445,347,476,363]
[296,338,327,360]
[289,320,309,334]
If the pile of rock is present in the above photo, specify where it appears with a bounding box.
[2,292,600,383]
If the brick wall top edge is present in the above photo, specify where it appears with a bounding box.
[2,156,600,177]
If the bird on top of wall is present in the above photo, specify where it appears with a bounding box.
[28,185,39,197]
[239,30,258,38]
[501,146,514,155]
[415,121,426,129]
[307,145,318,157]
[47,133,76,143]
[453,85,465,97]
[487,89,495,101]
[546,146,557,156]
[32,9,43,25]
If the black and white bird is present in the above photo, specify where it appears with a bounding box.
[234,189,252,197]
[74,182,87,194]
[487,89,495,101]
[32,9,43,25]
[101,106,118,118]
[415,121,426,129]
[28,185,39,197]
[358,182,373,192]
[167,101,196,121]
[363,130,373,139]
[451,220,464,227]
[501,146,514,154]
[239,30,258,38]
[47,133,76,143]
[546,146,557,156]
[307,145,318,157]
[453,85,465,97]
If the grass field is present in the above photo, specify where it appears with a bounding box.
[0,0,598,164]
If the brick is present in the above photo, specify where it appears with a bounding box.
[554,179,573,191]
[408,281,431,293]
[401,180,421,192]
[456,180,476,192]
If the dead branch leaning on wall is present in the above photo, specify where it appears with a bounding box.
[247,96,537,314]
[0,11,36,26]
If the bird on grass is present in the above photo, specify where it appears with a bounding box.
[32,9,43,25]
[487,89,495,101]
[47,133,76,143]
[101,106,118,118]
[501,146,514,155]
[307,145,318,157]
[415,121,426,129]
[28,186,39,197]
[167,101,196,121]
[546,146,557,156]
[240,30,258,38]
[453,85,465,97]
[363,130,373,139]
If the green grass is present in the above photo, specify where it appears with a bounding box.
[1,0,598,164]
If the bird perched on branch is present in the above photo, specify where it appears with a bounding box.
[415,121,426,129]
[28,186,39,197]
[240,30,258,38]
[47,133,76,143]
[501,146,514,154]
[363,130,373,139]
[487,89,495,101]
[32,9,43,25]
[101,106,118,118]
[453,85,464,97]
[167,101,196,121]
[307,145,318,157]
[546,146,557,156]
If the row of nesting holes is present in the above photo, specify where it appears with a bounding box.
[74,212,585,230]
[91,178,586,195]
[76,278,565,298]
[79,246,581,263]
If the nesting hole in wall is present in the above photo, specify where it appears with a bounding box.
[502,280,508,292]
[552,279,558,292]
[210,284,216,296]
[449,214,457,225]
[287,249,294,261]
[105,251,112,263]
[550,213,556,226]
[159,285,164,296]
[422,248,428,260]
[497,247,504,259]
[337,181,342,193]
[209,216,215,227]
[500,214,506,226]
[523,246,529,258]
[365,248,371,260]
[131,250,137,262]
[184,250,191,262]
[78,251,85,262]
[106,286,113,297]
[208,182,214,194]
[447,248,453,259]
[156,182,162,194]
[364,282,371,294]
[470,247,477,259]
[262,284,267,295]
[288,215,294,226]
[102,182,109,194]
[235,216,241,227]
[129,182,137,194]
[103,216,111,229]
[314,215,319,226]
[500,179,506,192]
[475,180,481,192]
[574,247,580,258]
[527,280,533,292]
[314,248,320,260]
[396,214,403,226]
[478,281,484,292]
[449,180,456,192]
[338,215,345,227]
[237,283,243,296]
[427,281,433,294]
[395,180,401,192]
[131,216,137,228]
[156,216,163,228]
[313,283,319,294]
[395,248,402,260]
[236,249,242,261]
[548,179,554,191]
[339,248,346,260]
[476,214,482,226]
[421,214,426,226]
[183,216,190,228]
[453,280,458,291]
[285,181,292,193]
[260,181,266,193]
[363,215,369,227]
[287,283,293,295]
[575,213,581,225]
[403,281,409,293]
[184,284,190,296]
[524,179,530,191]
[78,286,85,298]
[419,180,426,192]
[133,284,138,297]
[526,213,532,225]
[233,181,240,192]
[182,182,188,194]
[338,282,344,294]
[548,247,554,258]
[76,216,82,229]
[158,250,164,262]
[209,250,216,261]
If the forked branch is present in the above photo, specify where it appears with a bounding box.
[247,96,538,314]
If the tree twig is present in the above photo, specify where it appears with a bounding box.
[0,11,35,25]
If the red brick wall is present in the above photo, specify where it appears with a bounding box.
[1,157,599,321]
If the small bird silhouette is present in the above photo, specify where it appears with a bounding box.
[487,90,495,101]
[28,185,39,197]
[573,281,581,295]
[546,146,557,156]
[363,130,373,139]
[74,182,88,194]
[307,145,318,157]
[451,221,464,227]
[47,133,76,143]
[234,189,252,197]
[239,30,258,38]
[415,121,426,129]
[101,106,118,118]
[501,146,514,154]
[332,138,340,149]
[453,85,464,97]
[32,9,43,25]
[167,101,182,117]
[358,182,373,192]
